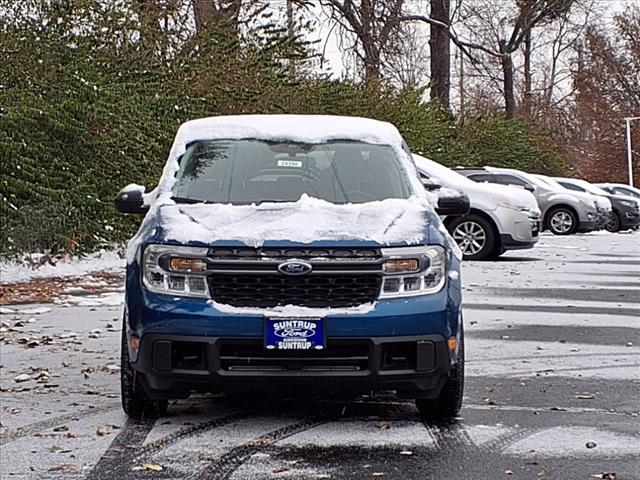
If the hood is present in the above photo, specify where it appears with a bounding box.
[547,188,596,206]
[464,182,539,213]
[609,193,640,206]
[143,195,435,250]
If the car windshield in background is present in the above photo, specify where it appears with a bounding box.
[172,139,412,205]
[573,181,610,196]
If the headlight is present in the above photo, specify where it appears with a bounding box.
[379,246,446,298]
[620,200,637,208]
[143,244,209,297]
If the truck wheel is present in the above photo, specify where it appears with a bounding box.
[605,211,620,232]
[121,326,167,419]
[448,214,497,260]
[416,327,464,421]
[547,207,578,235]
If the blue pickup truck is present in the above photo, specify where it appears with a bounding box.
[116,115,467,420]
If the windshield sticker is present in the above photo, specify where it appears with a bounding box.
[277,159,303,168]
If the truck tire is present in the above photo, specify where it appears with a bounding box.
[121,326,167,419]
[416,327,464,421]
[448,214,497,260]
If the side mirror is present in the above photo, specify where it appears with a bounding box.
[115,184,149,215]
[436,193,470,216]
[524,184,536,193]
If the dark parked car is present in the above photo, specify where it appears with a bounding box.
[554,178,640,232]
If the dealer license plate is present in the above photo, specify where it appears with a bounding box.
[264,317,325,351]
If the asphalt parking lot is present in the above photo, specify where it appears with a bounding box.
[1,232,639,480]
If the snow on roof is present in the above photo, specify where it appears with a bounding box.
[173,114,404,147]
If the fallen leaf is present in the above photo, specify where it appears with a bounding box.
[586,441,597,449]
[372,473,385,477]
[96,426,108,437]
[505,470,513,475]
[139,463,163,472]
[576,394,595,400]
[13,374,31,383]
[377,421,391,429]
[273,466,291,473]
[48,464,76,472]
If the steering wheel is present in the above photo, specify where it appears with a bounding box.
[343,190,378,203]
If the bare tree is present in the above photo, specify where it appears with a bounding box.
[407,0,575,117]
[568,6,640,183]
[320,0,405,83]
[382,21,430,89]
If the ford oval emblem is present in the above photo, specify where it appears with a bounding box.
[277,260,313,276]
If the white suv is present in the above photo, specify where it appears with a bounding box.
[413,155,540,260]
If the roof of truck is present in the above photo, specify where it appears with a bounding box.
[173,114,404,147]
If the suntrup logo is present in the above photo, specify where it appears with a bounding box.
[272,320,317,339]
[277,260,313,276]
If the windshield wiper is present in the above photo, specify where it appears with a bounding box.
[171,196,210,204]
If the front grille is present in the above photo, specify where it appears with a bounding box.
[219,339,370,372]
[208,247,382,261]
[208,273,381,308]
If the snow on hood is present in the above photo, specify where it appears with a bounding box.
[412,154,539,213]
[157,194,430,248]
[125,115,441,263]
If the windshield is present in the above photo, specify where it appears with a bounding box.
[171,139,413,205]
[412,154,476,188]
[571,180,609,196]
[531,174,566,190]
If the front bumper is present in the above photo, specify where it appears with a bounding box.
[500,233,537,250]
[577,219,598,232]
[133,333,452,400]
[618,206,640,228]
[494,207,540,249]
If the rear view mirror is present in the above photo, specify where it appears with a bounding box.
[115,184,149,215]
[436,193,470,216]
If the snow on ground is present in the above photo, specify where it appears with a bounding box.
[0,250,125,285]
[1,231,639,479]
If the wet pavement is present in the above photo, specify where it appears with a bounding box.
[1,232,639,479]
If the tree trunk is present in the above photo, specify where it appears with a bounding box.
[500,39,516,118]
[429,0,451,107]
[192,0,241,32]
[360,0,381,83]
[523,29,532,117]
[193,0,216,32]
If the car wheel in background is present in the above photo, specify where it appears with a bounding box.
[546,207,578,235]
[416,325,464,421]
[605,211,621,233]
[121,326,168,419]
[448,214,497,260]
